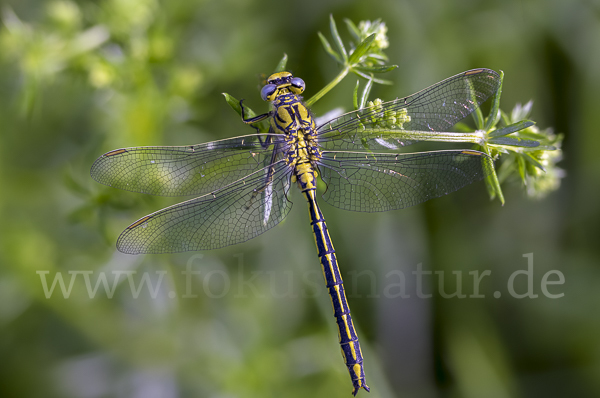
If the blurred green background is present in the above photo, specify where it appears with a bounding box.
[0,0,598,397]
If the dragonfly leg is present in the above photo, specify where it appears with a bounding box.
[240,99,271,135]
[256,133,275,150]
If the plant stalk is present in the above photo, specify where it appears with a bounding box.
[306,66,350,107]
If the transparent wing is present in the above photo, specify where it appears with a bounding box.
[91,133,287,197]
[318,150,494,212]
[317,69,500,151]
[117,160,293,254]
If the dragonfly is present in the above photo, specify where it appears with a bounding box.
[91,68,500,395]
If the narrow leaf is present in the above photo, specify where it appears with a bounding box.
[496,154,515,184]
[484,70,504,131]
[329,15,348,62]
[489,136,540,147]
[517,155,527,184]
[518,130,549,141]
[348,33,376,65]
[353,80,360,110]
[512,100,534,122]
[344,18,361,41]
[352,69,393,85]
[526,145,556,151]
[222,92,245,116]
[523,153,546,172]
[367,53,389,62]
[489,120,535,138]
[354,64,398,74]
[483,145,505,205]
[223,93,269,134]
[468,77,484,129]
[274,53,288,73]
[318,32,342,64]
[359,78,373,109]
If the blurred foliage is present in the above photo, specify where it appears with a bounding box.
[0,1,598,398]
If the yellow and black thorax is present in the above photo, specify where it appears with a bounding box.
[257,72,322,191]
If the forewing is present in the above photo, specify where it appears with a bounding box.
[91,133,286,196]
[117,161,293,254]
[319,150,493,212]
[317,69,500,151]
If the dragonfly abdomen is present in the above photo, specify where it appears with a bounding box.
[303,187,370,396]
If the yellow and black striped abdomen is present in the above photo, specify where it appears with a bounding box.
[299,179,370,395]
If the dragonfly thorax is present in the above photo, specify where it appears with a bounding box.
[279,103,321,184]
[261,73,321,190]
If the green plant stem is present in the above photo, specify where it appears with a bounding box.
[483,145,505,205]
[367,129,486,145]
[306,66,349,107]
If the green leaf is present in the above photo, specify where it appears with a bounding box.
[523,153,546,172]
[222,92,245,116]
[489,136,540,147]
[344,18,361,41]
[318,32,342,64]
[530,145,557,151]
[352,69,393,85]
[517,155,527,184]
[274,53,288,73]
[223,93,269,134]
[222,93,260,120]
[348,33,376,65]
[353,64,398,74]
[471,95,484,130]
[496,154,515,184]
[353,80,359,110]
[489,120,535,138]
[518,130,549,141]
[512,100,533,122]
[359,78,373,109]
[484,70,504,131]
[329,15,348,62]
[367,53,389,62]
[482,145,505,205]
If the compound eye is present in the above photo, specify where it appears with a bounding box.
[290,77,305,94]
[260,84,277,101]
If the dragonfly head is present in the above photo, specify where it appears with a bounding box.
[261,71,305,101]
